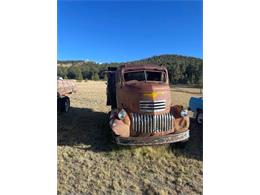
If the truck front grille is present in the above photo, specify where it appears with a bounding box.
[131,113,174,133]
[139,100,166,112]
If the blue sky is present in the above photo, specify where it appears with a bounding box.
[58,1,202,62]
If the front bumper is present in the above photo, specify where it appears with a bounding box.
[114,130,189,146]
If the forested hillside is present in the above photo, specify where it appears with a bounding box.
[57,54,202,85]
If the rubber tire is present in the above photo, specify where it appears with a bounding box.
[196,110,203,125]
[171,140,189,149]
[61,97,70,113]
[57,98,62,112]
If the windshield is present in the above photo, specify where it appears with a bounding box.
[124,71,165,82]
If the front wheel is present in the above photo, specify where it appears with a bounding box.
[170,140,189,149]
[61,96,70,113]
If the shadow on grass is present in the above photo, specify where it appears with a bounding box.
[58,107,119,152]
[58,107,203,160]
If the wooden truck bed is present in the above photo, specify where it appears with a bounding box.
[57,80,77,97]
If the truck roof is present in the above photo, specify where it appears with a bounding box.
[120,64,167,72]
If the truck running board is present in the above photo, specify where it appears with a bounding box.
[114,130,189,146]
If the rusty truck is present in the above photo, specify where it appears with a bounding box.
[57,78,76,113]
[106,64,190,146]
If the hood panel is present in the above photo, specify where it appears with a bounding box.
[117,82,171,114]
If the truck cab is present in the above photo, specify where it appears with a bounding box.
[107,64,190,145]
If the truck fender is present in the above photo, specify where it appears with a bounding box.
[110,119,130,137]
[109,110,131,137]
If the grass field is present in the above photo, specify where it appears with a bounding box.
[58,81,203,194]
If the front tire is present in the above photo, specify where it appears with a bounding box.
[171,140,189,149]
[60,96,70,113]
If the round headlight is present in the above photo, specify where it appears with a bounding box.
[118,109,127,120]
[181,109,188,117]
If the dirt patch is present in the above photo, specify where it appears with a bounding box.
[58,81,203,194]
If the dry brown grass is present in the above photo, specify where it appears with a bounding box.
[58,81,203,194]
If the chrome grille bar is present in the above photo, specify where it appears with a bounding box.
[159,115,161,132]
[139,100,166,112]
[131,113,174,133]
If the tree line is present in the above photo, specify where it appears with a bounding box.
[57,54,202,86]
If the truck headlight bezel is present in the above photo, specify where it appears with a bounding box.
[181,109,188,117]
[118,109,127,120]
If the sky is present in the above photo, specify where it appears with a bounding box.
[58,1,202,62]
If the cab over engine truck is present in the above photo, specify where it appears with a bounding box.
[106,64,190,146]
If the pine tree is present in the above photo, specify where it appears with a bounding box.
[92,72,99,80]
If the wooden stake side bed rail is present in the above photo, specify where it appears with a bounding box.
[57,80,77,97]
